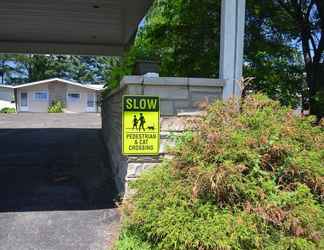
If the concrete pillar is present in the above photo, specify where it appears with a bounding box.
[219,0,246,99]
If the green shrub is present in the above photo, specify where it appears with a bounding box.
[115,231,153,250]
[0,107,16,113]
[117,94,324,250]
[48,100,64,113]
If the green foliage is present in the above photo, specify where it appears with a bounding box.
[245,0,324,118]
[141,0,221,78]
[102,56,134,96]
[104,0,306,107]
[105,0,221,93]
[0,107,16,113]
[118,94,324,250]
[68,56,111,84]
[102,37,159,95]
[245,52,305,109]
[0,54,16,84]
[244,0,306,108]
[48,100,64,113]
[0,54,111,85]
[105,0,221,91]
[115,231,153,250]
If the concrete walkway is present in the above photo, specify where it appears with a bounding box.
[0,114,119,250]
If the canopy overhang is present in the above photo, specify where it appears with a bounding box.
[0,0,152,55]
[0,0,246,99]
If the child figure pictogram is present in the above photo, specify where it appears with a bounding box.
[132,115,138,130]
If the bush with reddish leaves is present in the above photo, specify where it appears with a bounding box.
[118,94,324,250]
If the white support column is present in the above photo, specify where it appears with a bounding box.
[219,0,246,99]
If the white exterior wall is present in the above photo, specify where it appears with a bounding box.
[48,80,68,106]
[17,84,49,112]
[66,85,98,113]
[0,87,15,110]
[14,81,100,113]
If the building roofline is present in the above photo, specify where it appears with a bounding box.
[12,78,104,91]
[0,85,14,89]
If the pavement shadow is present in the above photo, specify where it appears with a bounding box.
[0,128,117,212]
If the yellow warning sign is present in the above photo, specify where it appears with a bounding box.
[122,95,160,155]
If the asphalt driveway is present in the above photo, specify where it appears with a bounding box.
[0,113,119,250]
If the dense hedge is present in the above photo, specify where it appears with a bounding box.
[117,94,324,250]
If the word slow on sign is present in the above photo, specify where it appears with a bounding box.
[122,95,160,155]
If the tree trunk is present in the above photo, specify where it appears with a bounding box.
[300,29,323,120]
[309,64,324,120]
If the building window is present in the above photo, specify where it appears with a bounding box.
[68,93,80,102]
[33,91,48,101]
[87,93,95,108]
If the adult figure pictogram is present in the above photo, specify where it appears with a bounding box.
[139,113,146,131]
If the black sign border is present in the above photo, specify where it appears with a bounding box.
[122,95,160,156]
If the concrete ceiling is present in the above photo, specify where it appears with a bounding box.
[0,0,152,55]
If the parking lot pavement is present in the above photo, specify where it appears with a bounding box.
[0,113,102,128]
[0,113,120,250]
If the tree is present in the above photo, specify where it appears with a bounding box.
[109,0,305,108]
[271,0,324,118]
[68,56,111,84]
[139,0,221,77]
[0,54,17,84]
[245,52,305,108]
[0,54,110,85]
[245,0,306,108]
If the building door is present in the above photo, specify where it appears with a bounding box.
[20,92,28,111]
[86,93,96,112]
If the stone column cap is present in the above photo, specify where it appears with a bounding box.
[120,76,226,87]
